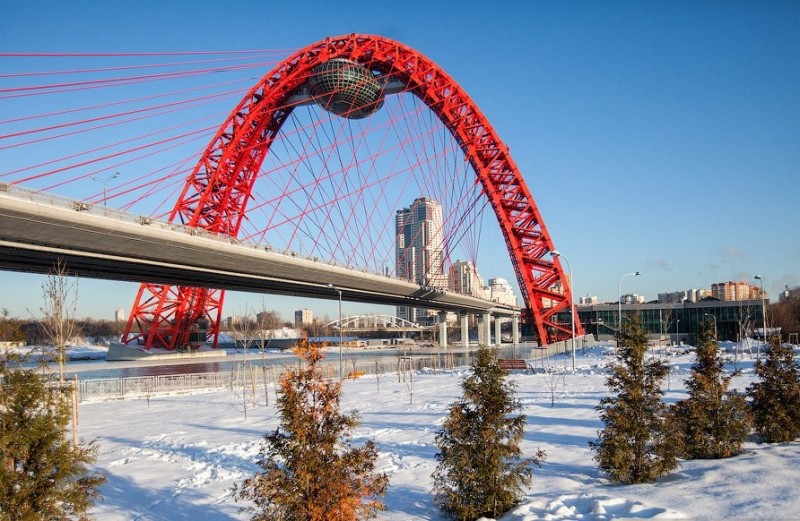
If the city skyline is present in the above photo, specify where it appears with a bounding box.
[1,2,797,320]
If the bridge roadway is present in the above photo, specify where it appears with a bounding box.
[0,184,519,317]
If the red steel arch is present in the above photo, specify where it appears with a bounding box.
[123,33,583,349]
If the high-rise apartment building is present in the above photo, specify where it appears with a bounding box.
[711,281,765,301]
[449,259,483,297]
[395,197,448,324]
[294,308,313,327]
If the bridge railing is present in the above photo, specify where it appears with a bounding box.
[0,182,387,276]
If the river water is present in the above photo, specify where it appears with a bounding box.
[65,344,537,380]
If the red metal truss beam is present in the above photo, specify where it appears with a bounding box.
[123,33,581,349]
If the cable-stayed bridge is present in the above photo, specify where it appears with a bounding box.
[0,34,583,350]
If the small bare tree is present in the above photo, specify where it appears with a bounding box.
[660,308,674,356]
[255,307,282,406]
[229,307,260,420]
[38,259,79,384]
[737,301,755,360]
[543,369,564,407]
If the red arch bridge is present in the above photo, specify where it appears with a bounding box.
[0,34,583,350]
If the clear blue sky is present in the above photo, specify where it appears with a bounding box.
[2,1,798,321]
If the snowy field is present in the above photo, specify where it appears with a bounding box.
[74,342,800,520]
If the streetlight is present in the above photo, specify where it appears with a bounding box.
[327,283,343,378]
[90,171,121,207]
[552,250,576,370]
[618,271,642,332]
[704,313,717,339]
[754,274,766,360]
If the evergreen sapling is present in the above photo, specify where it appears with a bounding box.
[673,321,750,459]
[433,346,543,520]
[747,336,800,443]
[234,338,387,521]
[590,314,679,484]
[0,355,106,521]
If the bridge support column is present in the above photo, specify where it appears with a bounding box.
[438,311,448,350]
[460,313,469,348]
[494,315,502,347]
[512,313,520,347]
[479,313,491,346]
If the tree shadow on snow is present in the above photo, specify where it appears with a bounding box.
[93,464,241,521]
[383,483,445,520]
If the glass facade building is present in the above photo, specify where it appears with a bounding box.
[555,299,765,344]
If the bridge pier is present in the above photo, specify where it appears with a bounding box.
[438,310,448,350]
[479,312,491,346]
[512,312,520,347]
[460,312,469,348]
[494,315,502,347]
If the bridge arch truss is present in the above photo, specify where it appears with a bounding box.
[123,33,583,349]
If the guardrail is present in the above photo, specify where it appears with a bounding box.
[0,183,411,280]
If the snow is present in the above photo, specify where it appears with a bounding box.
[71,342,800,520]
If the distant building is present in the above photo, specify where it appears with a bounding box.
[482,277,518,307]
[294,308,313,327]
[779,286,800,303]
[620,293,646,305]
[225,315,242,328]
[542,272,577,308]
[449,259,483,297]
[658,290,688,303]
[658,289,712,304]
[114,308,126,322]
[578,295,598,306]
[711,281,765,301]
[570,299,765,344]
[395,197,448,324]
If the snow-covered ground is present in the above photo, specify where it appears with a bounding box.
[74,342,800,520]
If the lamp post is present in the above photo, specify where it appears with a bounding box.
[90,171,121,207]
[704,313,718,339]
[676,318,680,346]
[754,274,766,360]
[618,271,642,333]
[327,283,343,378]
[551,250,576,370]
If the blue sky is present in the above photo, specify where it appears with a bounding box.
[1,1,798,321]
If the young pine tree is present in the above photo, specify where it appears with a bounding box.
[673,321,750,459]
[590,314,679,484]
[747,336,800,443]
[0,356,106,520]
[234,338,388,521]
[433,346,543,521]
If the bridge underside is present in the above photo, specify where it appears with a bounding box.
[0,192,518,317]
[0,240,511,314]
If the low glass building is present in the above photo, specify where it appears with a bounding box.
[555,299,765,345]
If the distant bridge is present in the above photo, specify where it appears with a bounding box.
[325,314,428,333]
